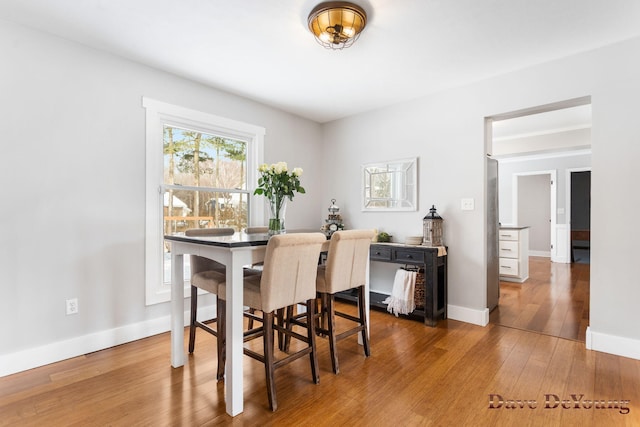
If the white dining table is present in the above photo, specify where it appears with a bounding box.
[164,232,269,416]
[164,231,367,417]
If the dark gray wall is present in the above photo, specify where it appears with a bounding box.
[571,171,591,230]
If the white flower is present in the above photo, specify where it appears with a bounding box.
[258,163,269,173]
[292,167,303,177]
[273,161,288,174]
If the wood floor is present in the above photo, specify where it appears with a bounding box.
[490,256,590,342]
[3,267,639,425]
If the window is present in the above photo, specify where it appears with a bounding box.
[163,125,249,232]
[143,98,264,305]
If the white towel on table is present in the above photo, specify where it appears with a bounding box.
[383,269,417,316]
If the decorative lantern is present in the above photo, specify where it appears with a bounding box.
[422,205,443,247]
[322,198,344,237]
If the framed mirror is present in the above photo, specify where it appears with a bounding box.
[362,157,418,211]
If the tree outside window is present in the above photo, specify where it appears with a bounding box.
[163,125,249,234]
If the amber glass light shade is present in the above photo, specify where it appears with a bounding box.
[308,2,367,50]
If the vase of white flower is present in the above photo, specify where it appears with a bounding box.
[268,198,287,235]
[254,162,305,235]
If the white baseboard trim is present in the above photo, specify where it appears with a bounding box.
[586,327,640,361]
[0,305,217,378]
[529,250,550,257]
[447,304,489,327]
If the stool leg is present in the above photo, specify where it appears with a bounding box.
[263,311,277,411]
[188,286,198,353]
[283,305,294,352]
[327,294,339,374]
[306,299,320,384]
[248,308,255,329]
[357,285,370,357]
[216,298,226,381]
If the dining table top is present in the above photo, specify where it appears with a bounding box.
[164,231,270,248]
[164,229,327,248]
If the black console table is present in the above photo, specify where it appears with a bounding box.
[337,243,448,326]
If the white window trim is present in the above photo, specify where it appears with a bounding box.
[142,97,265,305]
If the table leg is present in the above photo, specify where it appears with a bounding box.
[171,253,185,368]
[225,255,245,416]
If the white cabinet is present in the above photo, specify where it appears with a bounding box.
[499,227,529,283]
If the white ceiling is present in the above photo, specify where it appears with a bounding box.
[2,0,640,125]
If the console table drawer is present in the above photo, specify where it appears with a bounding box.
[370,246,392,261]
[395,249,425,263]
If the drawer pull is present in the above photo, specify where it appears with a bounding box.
[405,254,413,259]
[502,248,512,251]
[375,251,381,255]
[501,265,511,269]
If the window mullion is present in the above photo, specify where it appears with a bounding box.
[164,184,250,194]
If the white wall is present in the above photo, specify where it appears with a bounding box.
[322,37,640,359]
[0,20,323,374]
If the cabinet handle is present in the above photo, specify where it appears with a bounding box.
[502,248,512,251]
[501,265,511,269]
[405,254,413,259]
[375,251,381,255]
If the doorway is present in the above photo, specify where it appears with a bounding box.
[485,97,592,341]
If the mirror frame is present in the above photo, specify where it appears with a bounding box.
[361,157,418,211]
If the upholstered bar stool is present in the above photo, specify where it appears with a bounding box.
[218,232,326,411]
[243,226,269,329]
[184,227,234,380]
[244,226,268,234]
[314,229,375,374]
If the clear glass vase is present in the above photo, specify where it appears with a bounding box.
[268,198,287,235]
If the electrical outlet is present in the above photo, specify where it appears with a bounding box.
[66,298,78,315]
[461,198,475,211]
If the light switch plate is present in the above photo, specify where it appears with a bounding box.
[461,198,475,211]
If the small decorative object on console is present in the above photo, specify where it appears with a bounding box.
[422,205,443,246]
[377,231,392,242]
[321,198,345,237]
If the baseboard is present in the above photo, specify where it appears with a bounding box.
[0,305,216,377]
[447,304,489,327]
[529,250,550,257]
[586,327,640,361]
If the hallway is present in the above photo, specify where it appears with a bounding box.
[490,257,590,342]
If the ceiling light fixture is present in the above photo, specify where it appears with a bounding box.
[307,2,367,50]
